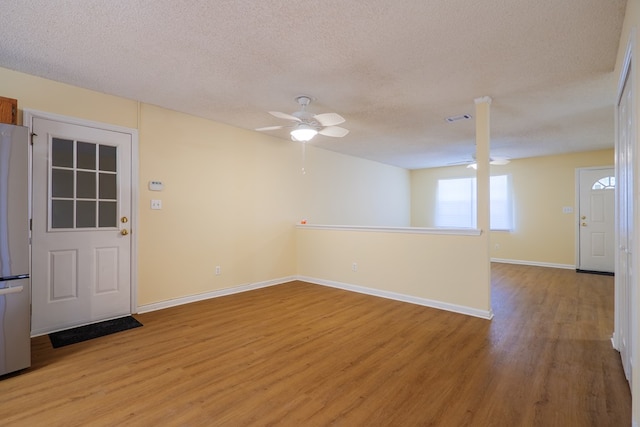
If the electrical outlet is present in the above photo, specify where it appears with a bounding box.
[150,199,162,210]
[215,266,221,276]
[352,262,358,272]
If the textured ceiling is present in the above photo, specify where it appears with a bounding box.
[0,0,627,169]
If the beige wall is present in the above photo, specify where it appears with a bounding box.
[136,106,410,304]
[137,104,302,304]
[0,64,613,324]
[296,227,491,316]
[411,149,614,266]
[296,99,492,319]
[0,66,411,306]
[0,67,138,128]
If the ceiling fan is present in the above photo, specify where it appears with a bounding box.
[255,96,349,142]
[449,152,511,169]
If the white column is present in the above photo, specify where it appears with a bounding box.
[474,96,491,232]
[475,95,492,316]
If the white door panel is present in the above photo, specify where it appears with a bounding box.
[578,167,615,273]
[616,66,633,384]
[31,117,132,335]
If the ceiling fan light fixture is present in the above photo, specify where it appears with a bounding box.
[259,95,348,142]
[291,124,318,142]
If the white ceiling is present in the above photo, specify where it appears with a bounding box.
[0,0,627,169]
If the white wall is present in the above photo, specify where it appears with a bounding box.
[300,146,411,226]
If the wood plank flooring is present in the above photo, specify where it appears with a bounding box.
[0,263,631,426]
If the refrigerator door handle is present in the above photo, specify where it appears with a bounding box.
[0,274,29,282]
[0,285,24,296]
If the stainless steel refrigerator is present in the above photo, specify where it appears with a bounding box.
[0,123,30,376]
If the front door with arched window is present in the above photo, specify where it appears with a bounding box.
[577,167,615,273]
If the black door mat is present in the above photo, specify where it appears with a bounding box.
[49,316,143,348]
[576,269,615,276]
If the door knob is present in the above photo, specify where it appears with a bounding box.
[581,222,587,227]
[121,229,129,236]
[581,216,586,220]
[121,217,129,223]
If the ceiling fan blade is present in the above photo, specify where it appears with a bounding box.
[318,126,349,138]
[314,113,345,127]
[269,111,301,122]
[255,125,285,131]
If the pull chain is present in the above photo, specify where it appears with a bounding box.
[301,141,306,175]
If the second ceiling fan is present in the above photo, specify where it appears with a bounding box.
[449,152,511,169]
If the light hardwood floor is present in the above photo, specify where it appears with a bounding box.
[0,263,631,426]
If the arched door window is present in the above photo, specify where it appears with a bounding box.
[592,176,615,190]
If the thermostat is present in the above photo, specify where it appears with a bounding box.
[148,180,164,191]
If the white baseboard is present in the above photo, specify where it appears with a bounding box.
[491,258,574,270]
[136,276,296,314]
[297,276,494,320]
[137,275,494,320]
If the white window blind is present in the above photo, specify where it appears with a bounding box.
[435,175,513,230]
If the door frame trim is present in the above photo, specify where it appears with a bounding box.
[23,109,139,315]
[574,165,614,271]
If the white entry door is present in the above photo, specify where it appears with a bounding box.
[577,167,615,273]
[31,117,133,335]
